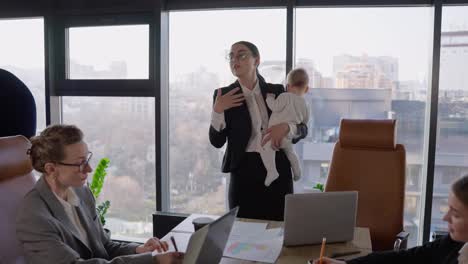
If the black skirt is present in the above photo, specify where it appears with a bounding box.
[228,151,293,221]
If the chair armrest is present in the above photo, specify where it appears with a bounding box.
[393,231,410,251]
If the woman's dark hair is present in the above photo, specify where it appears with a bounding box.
[233,41,260,58]
[232,40,265,82]
[452,175,468,206]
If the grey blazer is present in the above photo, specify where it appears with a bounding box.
[16,177,153,264]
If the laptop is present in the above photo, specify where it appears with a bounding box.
[183,206,239,264]
[283,191,358,246]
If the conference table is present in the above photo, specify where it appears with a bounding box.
[161,214,372,264]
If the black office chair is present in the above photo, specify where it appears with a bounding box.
[0,69,37,138]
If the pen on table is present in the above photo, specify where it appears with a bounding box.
[170,236,179,252]
[319,237,326,264]
[330,250,361,258]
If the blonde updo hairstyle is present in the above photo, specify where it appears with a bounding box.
[29,124,83,173]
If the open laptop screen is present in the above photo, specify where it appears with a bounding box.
[283,191,358,246]
[184,206,239,264]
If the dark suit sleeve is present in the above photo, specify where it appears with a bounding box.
[292,123,308,144]
[347,236,458,264]
[209,89,228,148]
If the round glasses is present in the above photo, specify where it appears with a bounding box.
[226,52,252,63]
[57,152,93,172]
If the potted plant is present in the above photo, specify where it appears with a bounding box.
[89,158,111,227]
[313,183,324,192]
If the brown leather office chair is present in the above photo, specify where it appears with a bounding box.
[0,135,36,264]
[325,119,408,251]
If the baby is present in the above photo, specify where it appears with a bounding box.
[260,68,310,186]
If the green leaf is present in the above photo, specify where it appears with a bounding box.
[97,200,111,226]
[313,183,324,192]
[90,158,110,199]
[90,158,111,226]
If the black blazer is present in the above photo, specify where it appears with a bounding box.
[348,235,464,264]
[209,77,308,173]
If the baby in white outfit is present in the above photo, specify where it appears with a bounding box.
[260,68,310,186]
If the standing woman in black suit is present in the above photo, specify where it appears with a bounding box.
[209,41,307,221]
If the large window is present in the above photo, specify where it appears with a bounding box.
[59,21,154,241]
[0,18,45,132]
[168,9,286,214]
[63,97,155,241]
[295,7,432,246]
[68,25,149,79]
[432,5,468,235]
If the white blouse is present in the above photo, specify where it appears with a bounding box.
[211,80,298,152]
[53,188,91,248]
[459,243,468,264]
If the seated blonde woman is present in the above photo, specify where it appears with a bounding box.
[16,124,183,264]
[313,174,468,264]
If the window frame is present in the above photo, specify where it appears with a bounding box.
[50,13,156,97]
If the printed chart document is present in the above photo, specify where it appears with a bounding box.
[224,226,283,263]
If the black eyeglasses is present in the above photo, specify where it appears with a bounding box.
[57,152,93,172]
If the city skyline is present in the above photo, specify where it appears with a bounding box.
[2,7,468,83]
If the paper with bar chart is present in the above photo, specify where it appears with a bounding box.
[223,227,283,263]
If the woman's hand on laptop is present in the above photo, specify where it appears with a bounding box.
[137,237,169,253]
[310,257,346,264]
[153,252,184,264]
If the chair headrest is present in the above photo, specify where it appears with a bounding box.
[339,119,397,149]
[0,135,33,181]
[0,69,37,138]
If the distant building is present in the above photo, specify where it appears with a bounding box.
[69,60,127,79]
[321,77,334,88]
[334,54,396,90]
[296,59,324,89]
[333,54,398,83]
[117,98,153,120]
[260,59,333,89]
[394,80,427,101]
[259,61,286,84]
[440,31,468,91]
